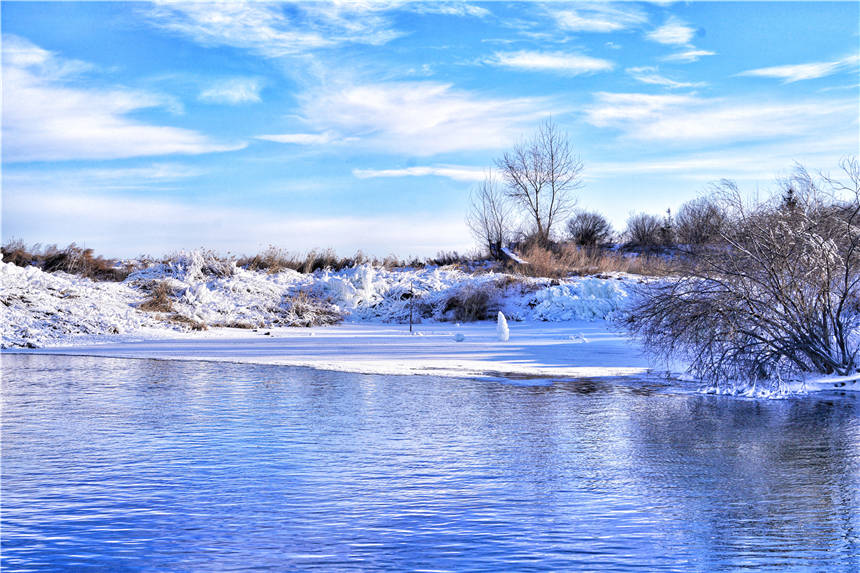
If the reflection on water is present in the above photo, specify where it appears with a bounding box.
[2,354,858,571]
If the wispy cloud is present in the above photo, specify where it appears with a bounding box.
[292,79,556,155]
[353,165,485,182]
[412,2,490,18]
[255,132,338,145]
[647,17,696,46]
[737,54,859,83]
[626,66,703,89]
[661,49,716,63]
[3,163,204,192]
[2,35,242,162]
[199,77,263,104]
[145,1,401,59]
[488,50,614,75]
[552,3,647,33]
[586,91,858,145]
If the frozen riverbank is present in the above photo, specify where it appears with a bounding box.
[7,320,651,381]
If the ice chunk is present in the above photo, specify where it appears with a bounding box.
[497,311,509,341]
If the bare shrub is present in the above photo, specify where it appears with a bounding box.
[625,158,860,385]
[676,197,725,247]
[567,211,614,247]
[2,239,40,267]
[467,170,513,259]
[443,285,495,322]
[624,213,662,249]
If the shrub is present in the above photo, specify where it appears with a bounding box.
[567,211,613,247]
[442,285,495,322]
[676,197,725,246]
[1,239,39,267]
[625,158,860,386]
[624,213,662,249]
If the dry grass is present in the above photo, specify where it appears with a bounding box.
[513,244,672,278]
[443,284,498,322]
[279,290,344,327]
[168,314,208,331]
[138,280,176,313]
[2,240,133,281]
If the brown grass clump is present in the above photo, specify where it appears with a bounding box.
[168,314,208,331]
[280,290,344,327]
[2,240,132,281]
[443,284,496,322]
[139,280,176,313]
[512,244,671,278]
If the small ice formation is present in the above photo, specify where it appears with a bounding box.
[454,333,466,342]
[497,311,509,342]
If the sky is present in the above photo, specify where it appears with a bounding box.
[2,1,858,258]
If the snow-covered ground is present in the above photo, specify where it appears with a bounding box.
[3,254,858,394]
[19,321,651,381]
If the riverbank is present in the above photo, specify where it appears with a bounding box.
[6,320,652,381]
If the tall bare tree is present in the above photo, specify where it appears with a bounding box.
[496,118,583,245]
[466,170,512,260]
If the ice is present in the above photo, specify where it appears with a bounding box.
[497,311,509,341]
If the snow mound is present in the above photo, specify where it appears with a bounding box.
[0,262,160,348]
[527,278,628,321]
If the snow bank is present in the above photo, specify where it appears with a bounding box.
[1,254,638,348]
[0,261,161,348]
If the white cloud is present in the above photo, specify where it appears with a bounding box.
[552,3,647,33]
[626,66,703,89]
[412,2,490,18]
[737,54,859,83]
[255,132,338,145]
[199,77,263,104]
[294,79,557,155]
[3,163,204,193]
[145,1,401,59]
[2,35,242,162]
[488,50,614,75]
[647,17,696,46]
[586,91,858,145]
[661,49,716,63]
[352,165,485,182]
[2,190,472,258]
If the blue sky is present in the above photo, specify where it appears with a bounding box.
[2,1,858,258]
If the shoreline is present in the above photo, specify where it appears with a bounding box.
[4,320,654,381]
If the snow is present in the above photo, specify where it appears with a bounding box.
[501,246,528,265]
[497,311,509,341]
[14,321,651,381]
[4,255,857,395]
[2,257,634,348]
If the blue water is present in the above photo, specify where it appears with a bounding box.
[2,355,859,571]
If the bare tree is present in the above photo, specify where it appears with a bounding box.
[497,119,583,245]
[567,210,613,247]
[625,158,860,388]
[466,170,513,260]
[675,195,726,247]
[624,212,662,248]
